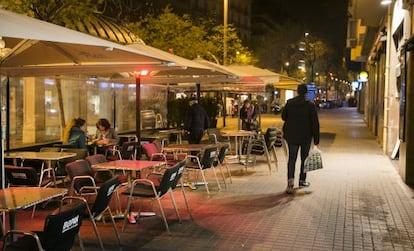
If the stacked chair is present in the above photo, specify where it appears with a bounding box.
[213,143,233,185]
[244,127,279,173]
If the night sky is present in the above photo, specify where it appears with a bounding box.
[252,0,349,48]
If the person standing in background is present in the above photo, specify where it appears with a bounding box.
[240,99,258,131]
[282,84,320,194]
[184,97,210,145]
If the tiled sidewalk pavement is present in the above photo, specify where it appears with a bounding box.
[8,108,414,251]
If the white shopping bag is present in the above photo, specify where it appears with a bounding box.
[304,146,323,172]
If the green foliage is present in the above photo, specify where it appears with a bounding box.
[128,7,210,60]
[251,21,304,74]
[0,0,103,27]
[209,25,257,65]
[167,97,190,128]
[127,7,255,65]
[199,96,219,122]
[167,96,219,128]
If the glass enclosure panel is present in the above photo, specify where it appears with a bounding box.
[140,84,168,129]
[85,79,115,135]
[1,74,169,150]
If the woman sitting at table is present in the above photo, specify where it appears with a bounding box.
[92,118,119,155]
[93,118,119,145]
[62,117,88,149]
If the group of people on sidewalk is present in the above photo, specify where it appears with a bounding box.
[184,84,320,195]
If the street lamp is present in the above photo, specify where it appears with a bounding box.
[284,61,290,75]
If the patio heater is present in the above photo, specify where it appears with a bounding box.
[135,70,149,159]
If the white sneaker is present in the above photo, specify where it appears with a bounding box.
[128,213,136,224]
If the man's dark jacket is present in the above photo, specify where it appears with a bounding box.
[184,103,210,131]
[281,95,320,145]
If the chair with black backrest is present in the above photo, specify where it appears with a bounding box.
[75,176,121,250]
[5,165,57,218]
[144,159,193,220]
[121,163,181,234]
[213,143,233,184]
[106,141,138,161]
[85,154,125,218]
[169,159,193,220]
[63,176,121,250]
[244,128,276,173]
[264,127,279,170]
[185,146,222,195]
[1,196,87,251]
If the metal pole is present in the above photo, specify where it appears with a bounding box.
[223,92,226,127]
[112,84,116,130]
[196,83,201,102]
[135,75,141,159]
[223,0,228,65]
[0,75,4,190]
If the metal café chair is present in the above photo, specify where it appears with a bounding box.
[185,146,223,194]
[213,143,233,184]
[1,197,87,251]
[5,164,58,218]
[121,163,182,234]
[69,176,122,250]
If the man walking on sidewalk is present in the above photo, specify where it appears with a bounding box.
[282,84,320,194]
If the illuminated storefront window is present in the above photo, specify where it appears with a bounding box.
[1,75,168,149]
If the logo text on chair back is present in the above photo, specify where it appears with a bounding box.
[107,184,116,196]
[62,215,80,233]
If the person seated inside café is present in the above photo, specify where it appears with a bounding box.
[62,117,88,149]
[91,118,119,154]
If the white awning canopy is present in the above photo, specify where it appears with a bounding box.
[193,59,302,92]
[0,8,180,76]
